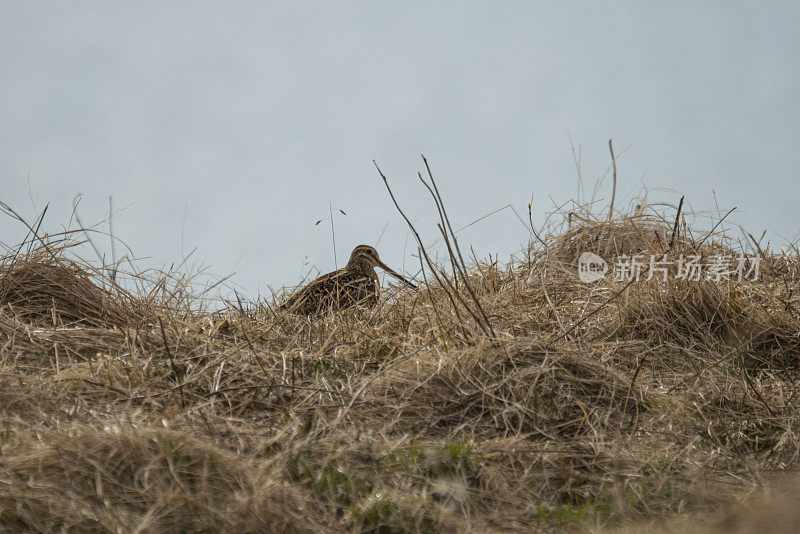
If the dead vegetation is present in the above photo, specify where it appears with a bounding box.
[0,177,798,532]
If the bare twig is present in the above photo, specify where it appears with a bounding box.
[607,139,617,222]
[109,196,118,283]
[1,200,57,261]
[422,155,496,337]
[374,160,484,336]
[14,202,49,261]
[329,201,337,269]
[668,195,685,249]
[696,207,737,248]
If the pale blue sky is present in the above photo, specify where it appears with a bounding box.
[1,2,798,297]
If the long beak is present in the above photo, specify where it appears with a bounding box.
[377,261,417,289]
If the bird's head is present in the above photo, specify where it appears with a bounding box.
[347,245,416,288]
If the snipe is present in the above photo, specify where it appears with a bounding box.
[280,245,416,315]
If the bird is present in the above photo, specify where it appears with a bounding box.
[280,245,416,315]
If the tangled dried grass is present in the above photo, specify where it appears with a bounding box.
[0,186,798,532]
[0,248,129,328]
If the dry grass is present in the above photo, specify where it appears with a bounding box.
[0,191,798,533]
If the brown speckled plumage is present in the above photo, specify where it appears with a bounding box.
[281,245,416,315]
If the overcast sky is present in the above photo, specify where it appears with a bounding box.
[1,2,798,299]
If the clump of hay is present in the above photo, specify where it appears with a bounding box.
[0,249,128,328]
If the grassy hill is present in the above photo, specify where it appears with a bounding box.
[0,193,798,532]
